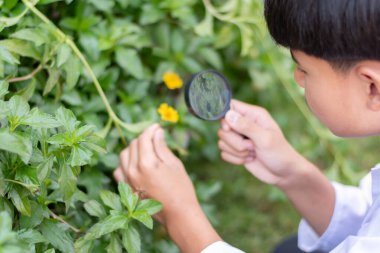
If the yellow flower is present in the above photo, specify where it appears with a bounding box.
[163,71,183,89]
[157,103,179,123]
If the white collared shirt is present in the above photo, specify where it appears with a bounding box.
[298,164,380,252]
[202,164,380,253]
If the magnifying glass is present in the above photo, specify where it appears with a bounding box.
[185,70,232,121]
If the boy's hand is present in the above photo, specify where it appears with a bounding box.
[113,124,222,253]
[113,124,198,224]
[218,100,304,188]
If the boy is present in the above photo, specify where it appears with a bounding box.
[113,0,380,252]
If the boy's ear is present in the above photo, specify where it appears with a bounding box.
[356,63,380,111]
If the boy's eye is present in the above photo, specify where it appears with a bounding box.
[296,66,307,74]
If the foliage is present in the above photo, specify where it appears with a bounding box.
[0,0,378,252]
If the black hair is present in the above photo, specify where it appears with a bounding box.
[264,0,380,70]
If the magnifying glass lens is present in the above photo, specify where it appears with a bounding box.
[185,70,232,121]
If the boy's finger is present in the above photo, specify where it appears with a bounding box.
[218,140,252,158]
[113,167,125,182]
[218,129,254,152]
[220,152,246,165]
[119,147,130,172]
[138,124,160,169]
[153,128,178,165]
[225,110,263,141]
[129,140,139,170]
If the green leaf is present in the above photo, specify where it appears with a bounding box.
[8,95,30,118]
[99,190,123,211]
[15,78,36,101]
[139,4,165,25]
[21,108,61,128]
[75,125,95,140]
[20,202,46,229]
[199,48,223,70]
[18,229,46,244]
[69,144,92,167]
[15,165,39,193]
[64,57,81,89]
[43,68,61,96]
[0,100,9,119]
[57,43,71,67]
[131,210,153,229]
[0,80,9,99]
[121,224,141,253]
[55,107,79,132]
[40,219,74,253]
[136,199,162,215]
[0,129,32,164]
[82,135,107,154]
[84,200,106,218]
[37,156,54,182]
[47,132,71,146]
[74,237,93,253]
[0,39,40,60]
[0,211,13,240]
[9,186,31,216]
[10,28,48,47]
[0,45,19,64]
[88,0,114,12]
[115,48,144,79]
[107,233,122,253]
[84,214,129,240]
[58,164,77,207]
[44,249,55,253]
[118,183,138,212]
[171,29,185,53]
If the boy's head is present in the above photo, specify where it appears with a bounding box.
[264,0,380,137]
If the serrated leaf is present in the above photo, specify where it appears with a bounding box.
[74,237,93,253]
[84,200,106,218]
[0,129,32,164]
[75,125,95,140]
[0,39,40,60]
[40,219,74,253]
[21,108,61,128]
[84,214,128,240]
[55,107,79,132]
[99,190,123,211]
[0,100,9,119]
[131,210,153,229]
[118,183,138,212]
[9,186,31,216]
[82,135,107,154]
[8,95,30,118]
[43,68,61,96]
[121,224,141,253]
[115,48,144,79]
[64,57,81,89]
[10,28,48,47]
[15,165,39,193]
[36,156,53,182]
[57,43,71,67]
[18,229,46,244]
[15,78,36,101]
[58,164,77,207]
[69,144,92,167]
[0,45,19,64]
[136,199,162,215]
[0,211,13,239]
[107,233,122,253]
[0,80,8,99]
[20,202,46,229]
[47,132,71,146]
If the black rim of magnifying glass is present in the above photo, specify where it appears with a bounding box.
[185,70,232,121]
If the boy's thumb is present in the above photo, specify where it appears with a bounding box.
[154,128,177,163]
[225,110,260,140]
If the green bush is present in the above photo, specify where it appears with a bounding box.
[0,0,377,252]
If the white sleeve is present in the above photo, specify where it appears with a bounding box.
[298,177,372,252]
[201,241,246,253]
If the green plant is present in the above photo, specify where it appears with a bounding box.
[0,0,375,253]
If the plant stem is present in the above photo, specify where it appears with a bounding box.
[9,64,43,83]
[48,210,81,233]
[21,0,149,135]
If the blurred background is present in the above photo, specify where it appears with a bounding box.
[2,0,380,252]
